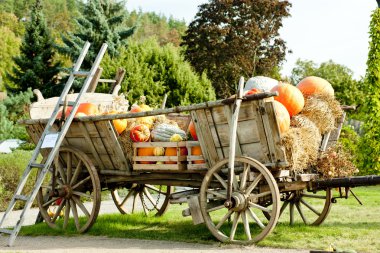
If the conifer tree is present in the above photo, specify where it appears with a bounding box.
[6,0,61,97]
[58,0,135,69]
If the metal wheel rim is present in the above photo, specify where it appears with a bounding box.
[111,184,172,216]
[200,156,280,244]
[37,147,101,233]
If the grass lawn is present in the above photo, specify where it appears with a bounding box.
[19,185,380,252]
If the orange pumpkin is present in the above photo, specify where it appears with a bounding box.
[296,76,334,97]
[273,100,290,134]
[138,147,155,164]
[107,111,127,135]
[164,147,187,164]
[270,82,304,117]
[57,102,98,119]
[189,121,198,141]
[191,146,205,164]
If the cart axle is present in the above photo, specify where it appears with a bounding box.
[312,175,380,190]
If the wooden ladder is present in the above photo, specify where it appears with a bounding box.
[0,41,108,247]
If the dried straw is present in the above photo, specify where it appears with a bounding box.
[300,95,336,134]
[119,130,134,165]
[317,143,359,178]
[282,115,322,172]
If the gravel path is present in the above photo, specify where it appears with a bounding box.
[0,200,309,253]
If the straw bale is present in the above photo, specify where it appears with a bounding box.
[119,130,134,164]
[300,96,335,134]
[282,116,321,172]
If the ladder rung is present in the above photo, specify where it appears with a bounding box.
[59,101,76,107]
[98,79,116,83]
[73,71,90,77]
[0,228,13,235]
[30,163,45,169]
[14,194,29,201]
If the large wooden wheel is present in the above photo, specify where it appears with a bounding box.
[37,147,101,233]
[280,189,332,225]
[200,157,280,244]
[111,184,172,216]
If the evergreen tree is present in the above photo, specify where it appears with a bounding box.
[100,39,216,107]
[57,0,135,69]
[6,0,61,97]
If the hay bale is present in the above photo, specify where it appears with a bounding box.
[119,130,134,166]
[300,95,336,134]
[282,116,321,172]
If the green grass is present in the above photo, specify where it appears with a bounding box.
[19,186,380,252]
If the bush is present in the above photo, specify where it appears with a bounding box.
[0,150,38,212]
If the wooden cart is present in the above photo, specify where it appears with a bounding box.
[20,79,368,244]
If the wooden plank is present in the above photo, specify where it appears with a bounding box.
[133,141,188,148]
[187,195,204,225]
[79,122,106,170]
[134,155,188,162]
[191,109,219,168]
[93,121,117,170]
[133,163,186,171]
[97,120,130,173]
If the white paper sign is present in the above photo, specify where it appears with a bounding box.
[41,133,59,148]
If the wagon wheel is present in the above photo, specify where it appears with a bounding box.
[264,188,332,225]
[200,157,280,244]
[111,184,173,216]
[37,147,101,233]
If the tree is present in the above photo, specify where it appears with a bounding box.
[6,0,61,97]
[126,10,187,47]
[358,6,380,175]
[57,0,135,69]
[100,39,216,107]
[181,0,291,98]
[290,59,364,113]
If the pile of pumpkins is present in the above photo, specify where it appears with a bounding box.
[244,76,335,134]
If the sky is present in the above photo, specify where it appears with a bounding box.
[126,0,377,80]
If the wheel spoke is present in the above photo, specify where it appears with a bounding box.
[241,210,252,240]
[232,173,239,191]
[207,204,225,213]
[143,188,159,211]
[140,193,148,215]
[279,200,289,216]
[56,160,67,184]
[72,175,91,190]
[229,211,240,241]
[72,191,93,200]
[300,198,321,216]
[145,185,164,194]
[132,192,138,213]
[245,173,263,194]
[247,207,265,229]
[216,209,234,229]
[289,202,294,225]
[72,195,90,217]
[67,152,72,183]
[255,191,272,198]
[42,197,60,208]
[213,173,228,190]
[207,189,227,199]
[248,202,271,213]
[120,190,134,207]
[63,199,70,229]
[240,163,250,190]
[70,199,80,230]
[51,199,65,223]
[70,160,83,185]
[295,202,308,224]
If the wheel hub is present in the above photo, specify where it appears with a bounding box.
[228,192,248,211]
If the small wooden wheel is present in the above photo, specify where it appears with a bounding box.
[37,147,101,233]
[200,157,280,244]
[280,189,332,225]
[111,184,172,216]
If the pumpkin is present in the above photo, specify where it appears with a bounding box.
[57,102,98,119]
[270,82,304,117]
[191,146,205,164]
[130,124,150,142]
[138,147,155,164]
[106,111,127,134]
[244,88,262,96]
[244,76,279,92]
[153,147,165,156]
[296,76,334,97]
[273,100,290,134]
[188,121,198,141]
[130,104,142,113]
[151,123,187,142]
[164,147,187,164]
